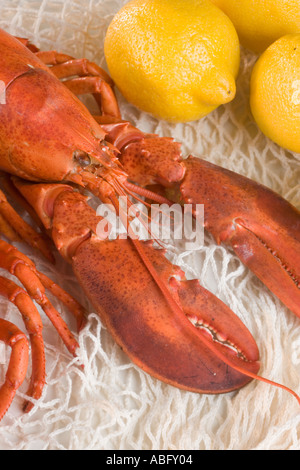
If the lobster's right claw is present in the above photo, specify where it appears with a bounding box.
[180,157,300,319]
[116,129,300,320]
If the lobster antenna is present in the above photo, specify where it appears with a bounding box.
[116,178,180,238]
[122,180,174,206]
[110,180,168,249]
[80,166,176,242]
[0,187,54,263]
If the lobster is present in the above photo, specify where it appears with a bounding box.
[0,28,300,421]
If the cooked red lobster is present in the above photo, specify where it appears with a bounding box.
[0,29,299,421]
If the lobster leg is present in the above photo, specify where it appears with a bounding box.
[13,180,300,402]
[50,58,115,85]
[0,276,45,413]
[36,271,87,334]
[0,172,49,232]
[63,77,120,118]
[0,239,84,352]
[0,212,20,241]
[0,318,29,421]
[38,53,121,118]
[34,51,74,65]
[15,36,117,106]
[0,180,86,419]
[0,179,86,334]
[16,37,73,64]
[0,188,53,262]
[14,37,39,53]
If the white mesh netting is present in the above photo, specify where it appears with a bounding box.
[0,0,300,450]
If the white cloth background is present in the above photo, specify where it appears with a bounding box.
[0,0,299,450]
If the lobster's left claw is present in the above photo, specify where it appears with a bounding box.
[72,237,261,394]
[70,236,299,401]
[180,157,300,319]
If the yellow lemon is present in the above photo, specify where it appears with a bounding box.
[104,0,240,122]
[250,34,300,153]
[210,0,300,54]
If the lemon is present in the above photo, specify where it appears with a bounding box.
[250,34,300,153]
[210,0,300,54]
[104,0,240,122]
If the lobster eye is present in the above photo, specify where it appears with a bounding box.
[73,150,91,168]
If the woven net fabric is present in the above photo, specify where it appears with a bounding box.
[0,0,300,450]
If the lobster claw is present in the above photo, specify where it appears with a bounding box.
[110,126,300,321]
[180,157,300,319]
[72,237,260,393]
